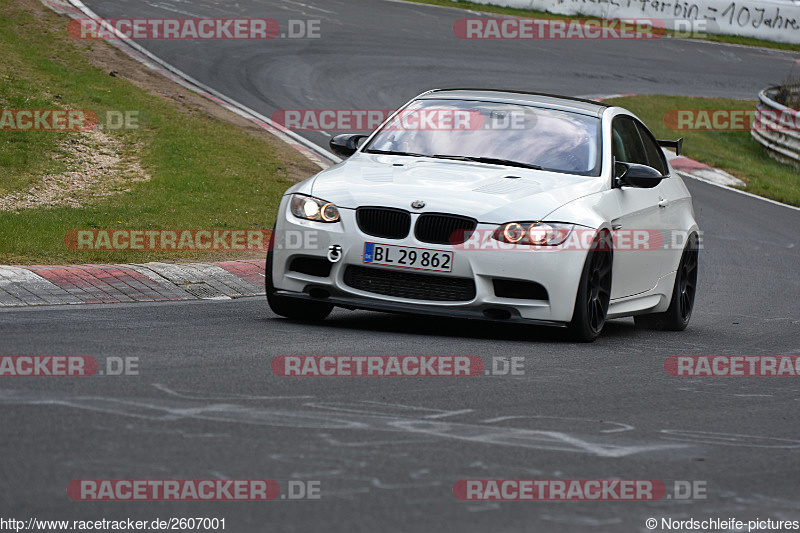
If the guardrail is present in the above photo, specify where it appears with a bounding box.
[751,85,800,167]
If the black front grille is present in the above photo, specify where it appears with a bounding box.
[415,213,477,245]
[356,207,411,239]
[344,265,476,302]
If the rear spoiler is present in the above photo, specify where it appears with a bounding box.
[657,138,683,156]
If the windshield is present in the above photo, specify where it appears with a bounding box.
[363,99,601,176]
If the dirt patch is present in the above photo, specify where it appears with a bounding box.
[0,128,149,211]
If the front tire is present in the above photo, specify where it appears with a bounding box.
[567,233,612,342]
[634,233,698,331]
[265,246,333,322]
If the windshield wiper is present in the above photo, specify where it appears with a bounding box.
[363,151,544,170]
[431,155,543,170]
[363,149,428,157]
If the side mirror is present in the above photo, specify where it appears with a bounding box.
[615,162,666,189]
[329,134,368,158]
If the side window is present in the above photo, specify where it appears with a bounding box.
[635,121,668,174]
[611,117,647,166]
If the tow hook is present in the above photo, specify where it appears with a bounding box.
[327,244,342,263]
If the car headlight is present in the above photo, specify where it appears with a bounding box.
[492,222,573,246]
[289,194,340,223]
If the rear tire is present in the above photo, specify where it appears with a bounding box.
[265,240,333,322]
[634,233,698,331]
[567,233,613,342]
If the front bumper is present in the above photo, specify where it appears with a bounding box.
[270,196,590,324]
[273,290,566,327]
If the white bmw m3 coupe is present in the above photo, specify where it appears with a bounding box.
[266,89,699,341]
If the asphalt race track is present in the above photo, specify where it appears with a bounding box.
[1,0,799,531]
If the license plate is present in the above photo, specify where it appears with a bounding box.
[363,243,453,272]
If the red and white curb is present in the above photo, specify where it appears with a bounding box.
[664,151,746,187]
[0,260,265,307]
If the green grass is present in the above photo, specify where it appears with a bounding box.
[403,0,800,51]
[0,1,317,264]
[606,95,800,206]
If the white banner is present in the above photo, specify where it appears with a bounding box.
[465,0,800,43]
